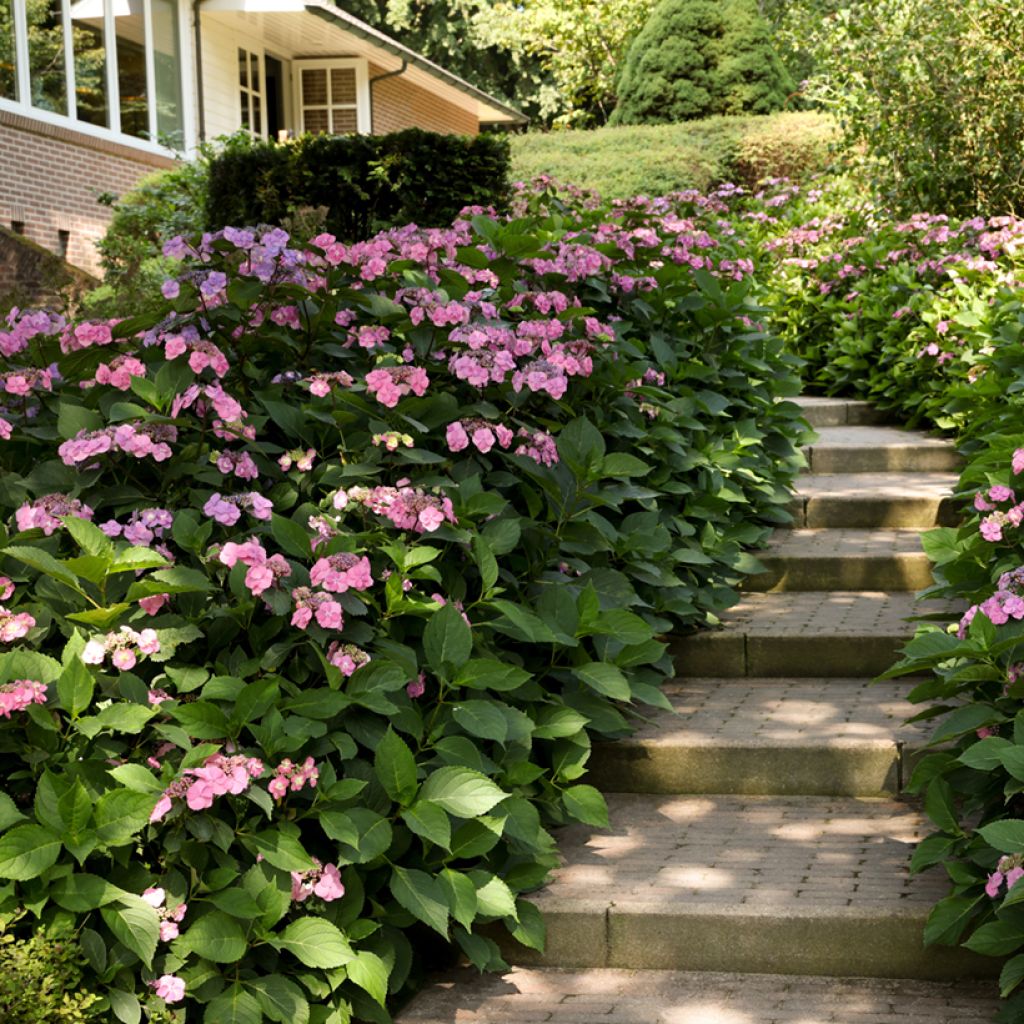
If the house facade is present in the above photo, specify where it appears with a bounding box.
[0,0,525,277]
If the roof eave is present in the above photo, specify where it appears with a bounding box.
[303,1,529,127]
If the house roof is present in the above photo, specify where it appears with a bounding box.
[305,2,527,126]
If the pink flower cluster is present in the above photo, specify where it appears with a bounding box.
[1,308,65,358]
[165,336,230,377]
[214,449,259,480]
[1,367,52,396]
[268,756,319,799]
[0,608,35,643]
[514,428,560,467]
[327,641,371,676]
[15,493,94,535]
[278,448,316,472]
[305,370,354,397]
[100,507,173,547]
[364,365,430,407]
[446,418,514,454]
[82,626,160,670]
[449,348,516,387]
[150,754,265,822]
[958,566,1024,638]
[290,587,343,630]
[60,319,115,354]
[987,854,1024,898]
[334,484,456,534]
[975,484,1024,542]
[203,491,273,526]
[291,859,345,902]
[218,538,291,597]
[141,886,188,942]
[152,974,185,1004]
[309,552,373,593]
[58,422,177,466]
[90,355,146,391]
[0,679,46,717]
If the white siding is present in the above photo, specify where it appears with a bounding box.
[200,14,269,139]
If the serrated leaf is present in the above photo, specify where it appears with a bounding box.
[979,819,1024,853]
[274,917,354,968]
[101,896,160,967]
[203,985,262,1024]
[57,656,94,718]
[249,975,310,1024]
[424,602,473,673]
[573,662,631,701]
[0,824,61,880]
[375,728,419,806]
[347,950,389,1006]
[175,910,248,963]
[390,866,449,937]
[402,801,451,850]
[420,766,507,817]
[451,700,508,742]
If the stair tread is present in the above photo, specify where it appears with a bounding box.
[400,967,1000,1023]
[757,528,926,559]
[796,472,958,500]
[619,678,930,748]
[809,425,954,449]
[711,591,956,637]
[532,793,947,916]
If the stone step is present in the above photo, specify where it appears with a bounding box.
[747,528,933,592]
[502,794,992,980]
[589,679,930,797]
[671,591,954,678]
[787,472,960,528]
[804,426,962,474]
[400,967,1000,1023]
[796,395,891,428]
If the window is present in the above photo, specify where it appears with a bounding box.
[294,59,368,136]
[1,0,186,149]
[238,47,262,137]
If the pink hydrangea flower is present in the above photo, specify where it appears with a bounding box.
[153,975,185,1004]
[327,642,371,677]
[0,608,35,643]
[309,553,374,593]
[0,679,46,717]
[364,365,430,408]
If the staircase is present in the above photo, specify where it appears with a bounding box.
[400,397,1001,1023]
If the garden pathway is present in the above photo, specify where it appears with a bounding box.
[399,396,1001,1023]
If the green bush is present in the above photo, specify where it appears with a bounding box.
[0,186,805,1022]
[611,0,793,126]
[204,129,512,241]
[510,113,837,198]
[781,0,1024,215]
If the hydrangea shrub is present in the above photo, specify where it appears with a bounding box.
[0,189,804,1023]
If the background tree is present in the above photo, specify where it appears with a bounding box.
[611,0,793,125]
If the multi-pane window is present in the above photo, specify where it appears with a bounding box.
[0,0,183,147]
[295,59,367,136]
[238,47,262,137]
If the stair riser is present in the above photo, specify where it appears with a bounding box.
[589,742,903,797]
[807,446,962,474]
[787,496,958,529]
[671,634,908,678]
[747,555,934,592]
[801,402,890,429]
[507,908,994,980]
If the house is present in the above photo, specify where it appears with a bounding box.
[0,0,526,278]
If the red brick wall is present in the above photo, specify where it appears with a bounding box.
[370,66,479,137]
[0,112,174,277]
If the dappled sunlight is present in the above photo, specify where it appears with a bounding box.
[663,1005,753,1024]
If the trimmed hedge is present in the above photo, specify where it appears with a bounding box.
[510,112,837,199]
[204,129,512,240]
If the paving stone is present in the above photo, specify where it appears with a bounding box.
[804,426,962,474]
[747,528,933,592]
[795,396,891,428]
[787,472,960,528]
[589,679,930,796]
[399,967,1000,1023]
[671,591,959,678]
[507,794,990,978]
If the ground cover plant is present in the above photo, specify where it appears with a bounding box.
[0,185,805,1023]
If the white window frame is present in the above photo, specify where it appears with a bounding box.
[237,46,265,139]
[292,58,369,136]
[1,0,195,157]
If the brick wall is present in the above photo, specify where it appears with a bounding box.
[370,66,479,137]
[0,226,95,312]
[0,112,175,277]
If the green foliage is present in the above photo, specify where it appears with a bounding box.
[0,187,805,1022]
[611,0,794,126]
[0,925,105,1023]
[472,0,655,127]
[204,129,512,241]
[510,112,837,198]
[781,0,1024,215]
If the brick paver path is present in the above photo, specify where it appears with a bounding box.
[400,399,1000,1022]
